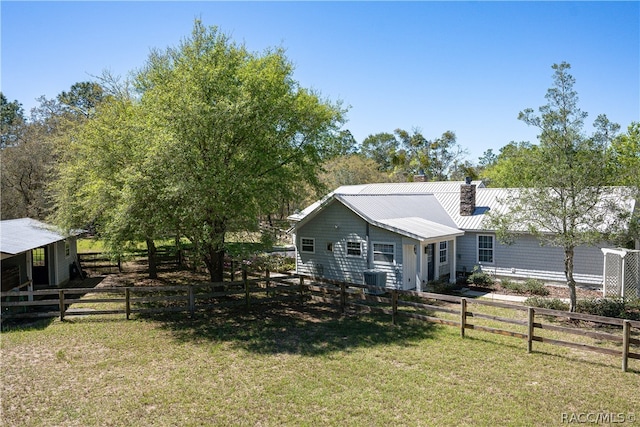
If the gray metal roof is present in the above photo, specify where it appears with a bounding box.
[337,194,457,227]
[377,217,463,241]
[289,182,637,236]
[1,218,68,255]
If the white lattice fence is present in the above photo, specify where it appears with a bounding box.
[602,248,640,298]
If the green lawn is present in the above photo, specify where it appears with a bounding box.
[1,303,638,426]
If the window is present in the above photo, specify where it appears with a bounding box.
[326,243,333,252]
[32,247,45,267]
[373,243,394,263]
[65,240,70,257]
[439,241,448,263]
[478,235,494,264]
[301,238,315,253]
[346,241,362,257]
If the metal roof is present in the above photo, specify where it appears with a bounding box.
[1,218,69,255]
[289,182,637,236]
[337,194,457,227]
[376,217,463,241]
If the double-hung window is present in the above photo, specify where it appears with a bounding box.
[439,241,448,263]
[346,241,362,257]
[478,235,494,264]
[373,243,394,263]
[301,238,315,253]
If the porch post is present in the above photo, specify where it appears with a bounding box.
[450,238,457,284]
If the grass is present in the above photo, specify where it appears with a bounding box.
[2,300,639,427]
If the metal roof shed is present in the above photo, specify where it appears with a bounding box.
[1,218,78,291]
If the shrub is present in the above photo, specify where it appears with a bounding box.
[429,279,463,295]
[467,266,494,288]
[525,297,569,311]
[575,298,640,320]
[523,278,550,296]
[500,278,525,294]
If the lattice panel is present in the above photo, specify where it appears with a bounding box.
[603,250,640,298]
[603,252,622,297]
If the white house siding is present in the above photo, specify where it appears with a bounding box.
[368,226,406,289]
[54,238,77,286]
[295,201,408,288]
[296,201,368,284]
[456,232,606,283]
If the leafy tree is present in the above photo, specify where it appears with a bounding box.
[57,81,105,118]
[609,122,640,187]
[133,21,345,282]
[0,93,24,148]
[360,132,398,172]
[319,154,388,190]
[489,62,626,311]
[482,141,540,187]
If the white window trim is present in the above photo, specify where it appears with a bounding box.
[346,240,363,257]
[439,241,448,264]
[477,234,495,265]
[372,242,395,264]
[300,237,315,254]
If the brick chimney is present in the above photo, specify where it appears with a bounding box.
[460,177,476,216]
[413,174,426,182]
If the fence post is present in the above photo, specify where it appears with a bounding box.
[125,288,131,320]
[392,289,398,325]
[59,290,65,321]
[299,276,305,305]
[340,282,346,314]
[231,260,235,282]
[189,285,195,318]
[243,267,250,309]
[460,297,467,338]
[622,320,631,372]
[527,307,535,353]
[265,269,270,297]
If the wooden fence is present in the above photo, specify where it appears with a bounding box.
[2,272,639,372]
[78,248,180,274]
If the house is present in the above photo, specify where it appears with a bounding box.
[288,180,638,291]
[1,218,79,294]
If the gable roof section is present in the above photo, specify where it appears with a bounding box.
[289,182,637,236]
[288,180,485,223]
[336,194,463,241]
[1,218,68,256]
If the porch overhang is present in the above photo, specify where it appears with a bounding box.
[375,217,464,242]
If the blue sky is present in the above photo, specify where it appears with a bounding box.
[2,1,638,161]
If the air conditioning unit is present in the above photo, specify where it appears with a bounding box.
[363,270,387,293]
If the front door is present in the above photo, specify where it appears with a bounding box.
[32,247,49,286]
[426,243,435,282]
[402,244,417,290]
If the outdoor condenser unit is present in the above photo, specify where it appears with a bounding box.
[363,270,387,289]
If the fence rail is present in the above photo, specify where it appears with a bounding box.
[2,272,639,372]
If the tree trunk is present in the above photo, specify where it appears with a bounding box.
[204,244,225,283]
[146,238,158,280]
[202,220,226,288]
[564,246,577,312]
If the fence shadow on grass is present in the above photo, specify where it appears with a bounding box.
[150,301,440,357]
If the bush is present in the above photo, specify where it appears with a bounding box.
[500,278,525,294]
[523,279,550,296]
[575,298,640,320]
[428,279,463,295]
[467,266,494,288]
[525,297,569,311]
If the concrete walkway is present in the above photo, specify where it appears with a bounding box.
[460,289,529,302]
[459,288,572,304]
